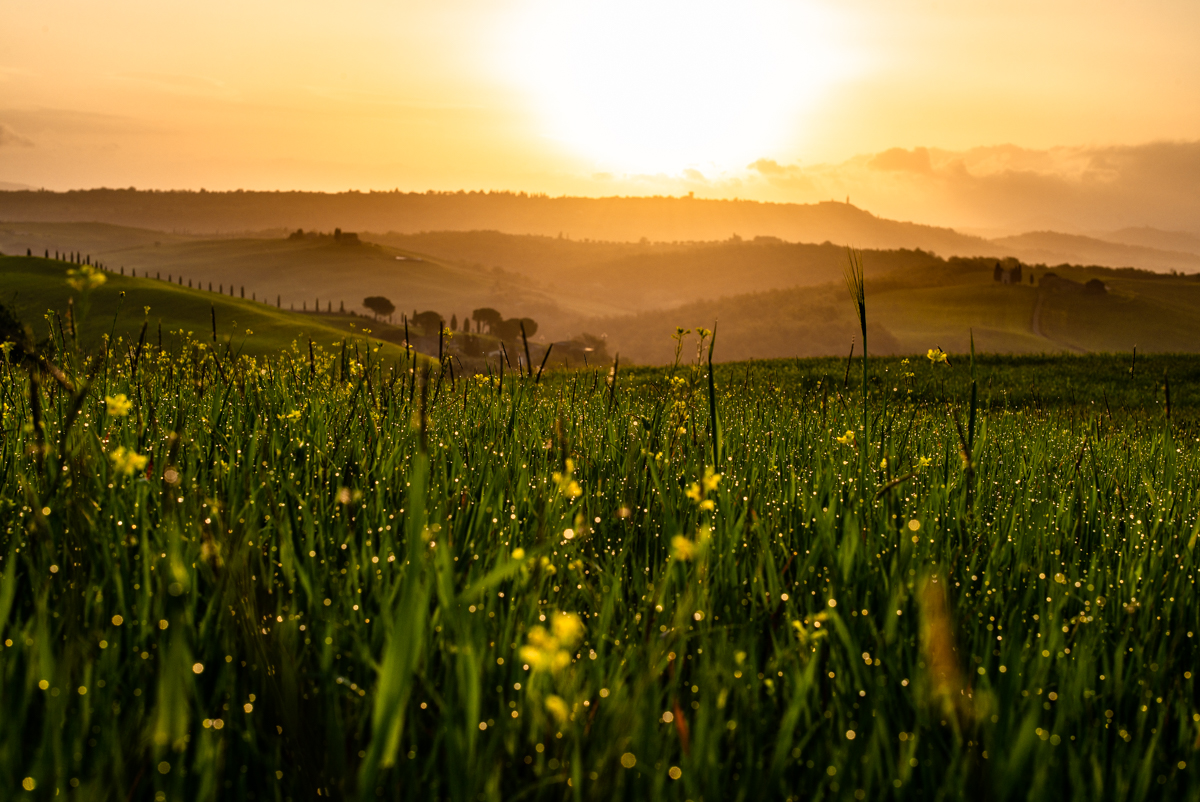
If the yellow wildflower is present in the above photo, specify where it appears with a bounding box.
[791,617,829,647]
[671,535,697,561]
[278,409,302,421]
[545,695,570,724]
[926,347,949,365]
[551,612,584,646]
[702,466,721,492]
[917,456,933,469]
[686,466,722,507]
[66,265,106,291]
[835,430,856,446]
[105,394,133,417]
[551,458,582,499]
[109,446,148,476]
[520,613,584,675]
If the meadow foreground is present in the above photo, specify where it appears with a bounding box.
[2,332,1198,801]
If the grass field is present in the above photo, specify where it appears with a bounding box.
[3,296,1200,801]
[1,255,410,361]
[0,223,619,332]
[591,259,1200,364]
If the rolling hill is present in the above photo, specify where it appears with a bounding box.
[992,231,1200,274]
[0,255,414,362]
[6,190,1199,277]
[0,189,994,254]
[0,223,622,338]
[7,224,1200,367]
[1101,226,1200,256]
[582,260,1200,364]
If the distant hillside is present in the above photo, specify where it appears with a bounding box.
[0,189,993,254]
[0,222,953,325]
[992,231,1200,274]
[0,222,621,336]
[587,258,1200,364]
[1101,227,1200,256]
[8,222,1200,364]
[0,255,411,360]
[372,231,945,312]
[6,189,1199,275]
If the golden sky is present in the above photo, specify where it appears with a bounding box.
[2,0,1198,231]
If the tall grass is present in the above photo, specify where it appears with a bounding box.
[1,320,1199,801]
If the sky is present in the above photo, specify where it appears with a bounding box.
[1,0,1198,234]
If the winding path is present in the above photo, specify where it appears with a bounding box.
[1030,288,1087,354]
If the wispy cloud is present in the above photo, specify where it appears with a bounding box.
[740,141,1200,235]
[0,124,34,148]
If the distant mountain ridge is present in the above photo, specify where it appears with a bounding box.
[0,188,989,254]
[1,189,1197,275]
[992,231,1200,274]
[1100,227,1200,256]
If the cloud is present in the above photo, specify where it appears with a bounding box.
[742,140,1200,236]
[867,147,932,174]
[682,168,708,183]
[0,124,34,148]
[748,158,787,175]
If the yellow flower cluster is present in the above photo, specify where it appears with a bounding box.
[105,394,132,417]
[109,446,148,476]
[926,347,949,365]
[671,525,711,561]
[519,613,585,674]
[66,265,106,291]
[552,458,582,499]
[671,535,697,561]
[544,695,570,724]
[791,613,831,646]
[684,466,721,510]
[835,430,856,447]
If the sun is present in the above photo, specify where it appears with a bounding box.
[502,0,852,175]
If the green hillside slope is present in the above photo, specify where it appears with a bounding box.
[1,255,412,361]
[0,224,618,334]
[590,259,1200,364]
[372,231,945,312]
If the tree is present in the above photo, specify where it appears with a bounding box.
[519,317,538,337]
[471,307,503,334]
[450,313,458,331]
[492,318,521,342]
[363,296,396,321]
[412,310,442,333]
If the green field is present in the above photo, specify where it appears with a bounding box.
[592,260,1200,364]
[9,223,1200,366]
[1,255,411,362]
[0,223,618,335]
[2,304,1199,800]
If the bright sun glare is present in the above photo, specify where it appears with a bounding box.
[504,0,852,176]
